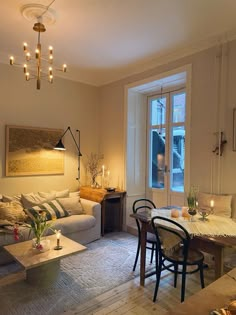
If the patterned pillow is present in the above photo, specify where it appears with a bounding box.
[24,200,69,221]
[57,196,84,215]
[51,189,70,198]
[21,193,46,208]
[0,201,27,222]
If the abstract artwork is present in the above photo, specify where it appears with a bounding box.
[6,125,64,176]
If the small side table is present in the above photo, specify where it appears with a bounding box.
[80,186,126,236]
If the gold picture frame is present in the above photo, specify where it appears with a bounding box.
[6,125,64,177]
[234,109,236,151]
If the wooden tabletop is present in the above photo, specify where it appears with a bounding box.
[80,186,126,203]
[165,267,236,314]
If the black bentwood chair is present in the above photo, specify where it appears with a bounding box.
[151,216,205,303]
[132,198,157,272]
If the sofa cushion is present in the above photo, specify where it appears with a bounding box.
[21,193,46,208]
[51,189,70,198]
[57,196,84,215]
[2,194,21,203]
[0,201,27,223]
[50,215,96,235]
[198,192,232,218]
[38,191,56,201]
[24,200,69,221]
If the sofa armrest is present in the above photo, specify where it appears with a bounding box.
[80,198,101,219]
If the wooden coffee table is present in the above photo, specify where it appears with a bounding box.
[4,235,86,286]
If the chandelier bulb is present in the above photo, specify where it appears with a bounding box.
[63,64,67,72]
[35,49,40,59]
[26,52,31,61]
[23,43,28,51]
[10,56,14,65]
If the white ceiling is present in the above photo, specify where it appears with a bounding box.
[2,0,236,86]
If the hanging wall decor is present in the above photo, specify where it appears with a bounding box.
[6,125,64,176]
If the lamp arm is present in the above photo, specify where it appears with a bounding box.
[68,127,81,155]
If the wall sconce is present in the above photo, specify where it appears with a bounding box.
[54,126,82,181]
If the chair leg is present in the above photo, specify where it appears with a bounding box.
[199,263,205,288]
[150,243,155,264]
[180,265,187,303]
[174,263,178,288]
[133,240,140,272]
[153,254,162,302]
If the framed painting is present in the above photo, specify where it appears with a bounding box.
[234,108,236,151]
[6,125,64,176]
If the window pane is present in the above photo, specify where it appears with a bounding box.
[151,97,166,126]
[151,128,165,189]
[170,126,185,192]
[172,93,185,123]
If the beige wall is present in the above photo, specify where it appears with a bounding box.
[99,40,236,228]
[0,63,100,195]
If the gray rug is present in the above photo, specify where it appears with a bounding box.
[0,232,154,315]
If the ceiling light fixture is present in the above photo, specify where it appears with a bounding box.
[9,0,66,90]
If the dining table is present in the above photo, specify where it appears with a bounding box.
[130,208,236,286]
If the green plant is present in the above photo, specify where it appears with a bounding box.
[187,185,198,209]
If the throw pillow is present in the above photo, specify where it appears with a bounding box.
[51,189,70,198]
[0,201,27,223]
[21,193,46,208]
[69,191,80,198]
[38,191,56,201]
[57,196,84,215]
[24,200,69,221]
[197,192,232,218]
[2,194,21,203]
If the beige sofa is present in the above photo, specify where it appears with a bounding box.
[0,189,101,264]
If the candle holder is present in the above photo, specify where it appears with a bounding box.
[198,208,212,221]
[54,238,62,250]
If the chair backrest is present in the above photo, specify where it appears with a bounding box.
[133,198,156,235]
[151,216,190,259]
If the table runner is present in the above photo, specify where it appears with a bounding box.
[151,209,236,237]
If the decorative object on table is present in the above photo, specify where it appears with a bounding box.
[188,207,197,221]
[9,1,67,90]
[6,125,64,177]
[187,185,198,210]
[54,230,62,250]
[85,152,104,188]
[210,300,236,315]
[105,187,116,192]
[198,201,214,221]
[54,126,82,181]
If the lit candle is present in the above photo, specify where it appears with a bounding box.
[9,56,14,65]
[63,64,67,72]
[56,230,61,247]
[49,46,53,54]
[49,67,53,75]
[23,42,28,51]
[26,52,31,61]
[210,200,214,208]
[23,64,27,73]
[49,54,53,63]
[35,48,39,59]
[102,165,105,177]
[49,74,53,83]
[196,201,198,208]
[25,72,30,81]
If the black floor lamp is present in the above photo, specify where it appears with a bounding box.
[54,126,82,181]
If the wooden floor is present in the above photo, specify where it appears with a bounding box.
[63,265,215,315]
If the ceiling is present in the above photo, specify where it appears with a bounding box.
[2,0,236,86]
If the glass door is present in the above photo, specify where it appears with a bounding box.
[148,89,186,206]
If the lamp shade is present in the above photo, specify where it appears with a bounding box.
[54,139,66,151]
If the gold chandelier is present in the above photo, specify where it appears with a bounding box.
[9,1,66,90]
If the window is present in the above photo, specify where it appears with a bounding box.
[149,90,186,192]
